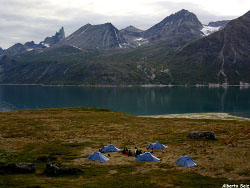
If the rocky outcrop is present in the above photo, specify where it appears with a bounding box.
[39,27,65,48]
[187,131,217,140]
[44,163,81,176]
[0,163,35,174]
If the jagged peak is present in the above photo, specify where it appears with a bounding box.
[24,41,36,45]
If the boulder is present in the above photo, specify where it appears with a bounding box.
[0,163,35,174]
[187,131,216,140]
[44,163,81,176]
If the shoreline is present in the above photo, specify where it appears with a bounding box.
[139,112,250,121]
[0,83,249,88]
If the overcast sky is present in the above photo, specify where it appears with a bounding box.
[0,0,249,49]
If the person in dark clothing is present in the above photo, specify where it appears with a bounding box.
[128,150,132,156]
[122,148,126,154]
[136,149,140,156]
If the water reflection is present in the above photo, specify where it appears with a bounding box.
[0,85,249,116]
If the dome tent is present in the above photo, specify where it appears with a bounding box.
[147,142,168,150]
[136,152,160,161]
[87,152,109,161]
[176,156,197,167]
[101,144,120,152]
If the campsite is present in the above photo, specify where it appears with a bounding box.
[0,107,249,187]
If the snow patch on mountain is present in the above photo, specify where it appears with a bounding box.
[41,43,50,47]
[133,37,148,46]
[201,25,221,36]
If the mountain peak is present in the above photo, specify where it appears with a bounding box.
[58,22,128,50]
[143,9,203,41]
[178,9,189,13]
[40,27,65,47]
[122,25,143,33]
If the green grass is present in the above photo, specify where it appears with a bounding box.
[0,107,249,187]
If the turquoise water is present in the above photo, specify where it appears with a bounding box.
[0,85,249,117]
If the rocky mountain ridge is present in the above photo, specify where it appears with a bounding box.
[0,10,249,85]
[1,27,65,56]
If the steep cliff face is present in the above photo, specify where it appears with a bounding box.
[39,27,65,47]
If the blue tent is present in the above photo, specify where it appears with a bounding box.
[147,142,168,150]
[87,152,109,161]
[176,156,197,167]
[101,144,120,152]
[136,152,160,161]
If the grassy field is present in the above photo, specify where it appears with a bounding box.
[0,107,249,187]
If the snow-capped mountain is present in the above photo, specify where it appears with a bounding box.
[201,20,230,36]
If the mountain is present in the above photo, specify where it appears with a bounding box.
[57,23,129,50]
[164,10,250,85]
[208,20,230,28]
[121,25,143,33]
[143,9,203,42]
[3,42,37,56]
[39,27,65,47]
[120,25,146,47]
[2,27,65,56]
[0,10,249,85]
[0,47,3,55]
[201,20,230,36]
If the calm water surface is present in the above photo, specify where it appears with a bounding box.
[0,85,249,117]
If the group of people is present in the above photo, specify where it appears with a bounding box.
[122,147,143,157]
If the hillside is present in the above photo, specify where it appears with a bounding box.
[165,10,250,85]
[0,107,249,187]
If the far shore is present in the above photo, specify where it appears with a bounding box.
[139,113,250,121]
[0,83,249,88]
